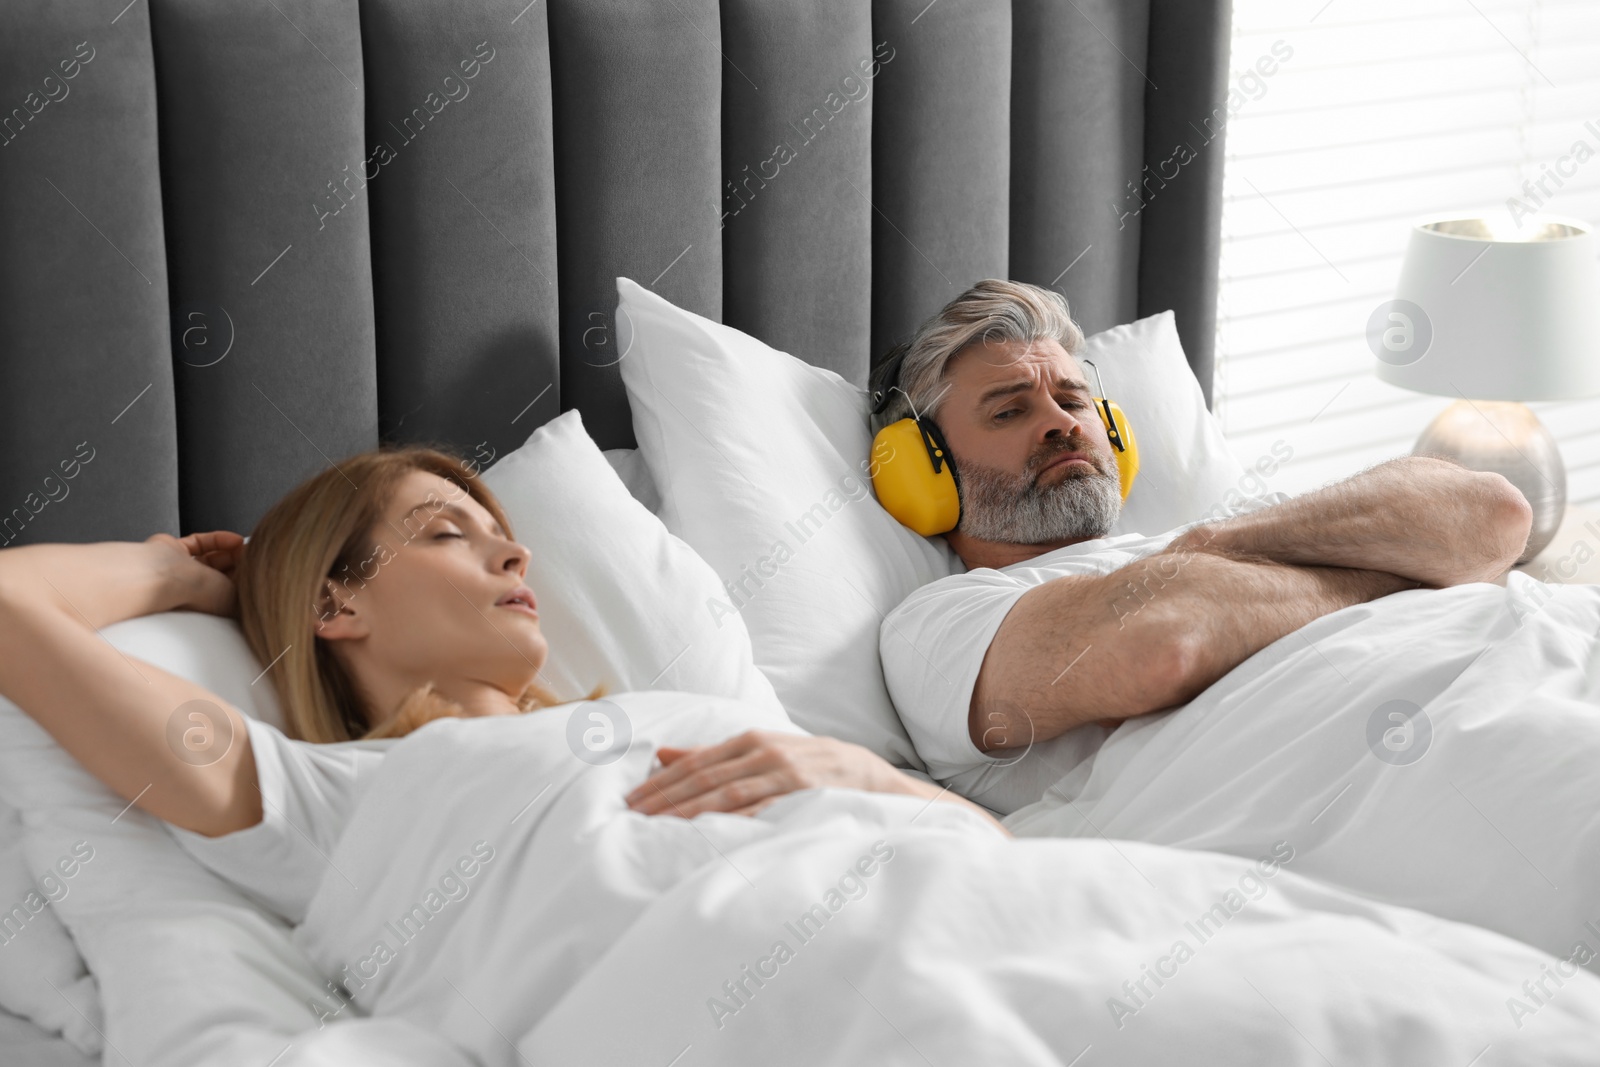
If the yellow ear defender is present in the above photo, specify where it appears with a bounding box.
[868,351,1139,537]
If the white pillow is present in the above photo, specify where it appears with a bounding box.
[601,447,662,513]
[481,408,784,718]
[1088,311,1251,537]
[613,283,1256,769]
[616,277,960,769]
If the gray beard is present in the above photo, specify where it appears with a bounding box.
[956,457,1122,545]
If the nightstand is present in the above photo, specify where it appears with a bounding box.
[1516,504,1600,584]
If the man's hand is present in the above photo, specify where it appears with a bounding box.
[1167,457,1531,588]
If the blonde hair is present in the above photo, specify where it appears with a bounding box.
[871,279,1087,428]
[236,444,596,743]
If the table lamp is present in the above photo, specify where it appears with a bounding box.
[1372,213,1600,561]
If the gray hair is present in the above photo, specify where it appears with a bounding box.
[870,279,1086,428]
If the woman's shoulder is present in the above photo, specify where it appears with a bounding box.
[241,714,394,782]
[173,715,386,925]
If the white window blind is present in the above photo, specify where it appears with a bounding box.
[1216,0,1600,507]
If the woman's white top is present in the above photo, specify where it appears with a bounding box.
[168,716,394,924]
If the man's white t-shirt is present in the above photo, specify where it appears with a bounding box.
[879,529,1185,815]
[168,717,394,924]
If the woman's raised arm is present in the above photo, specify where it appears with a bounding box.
[0,535,263,837]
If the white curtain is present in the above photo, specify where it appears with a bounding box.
[1216,0,1600,507]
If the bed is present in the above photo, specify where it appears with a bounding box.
[10,3,1600,1066]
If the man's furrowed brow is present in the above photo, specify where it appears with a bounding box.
[976,379,1034,405]
[976,376,1092,405]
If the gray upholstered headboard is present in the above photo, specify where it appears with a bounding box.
[0,0,1231,546]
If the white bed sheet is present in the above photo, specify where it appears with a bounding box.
[1007,572,1600,966]
[287,691,1600,1066]
[0,1006,96,1067]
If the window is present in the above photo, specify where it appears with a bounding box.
[1217,0,1600,506]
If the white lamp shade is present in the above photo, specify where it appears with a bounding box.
[1375,214,1600,401]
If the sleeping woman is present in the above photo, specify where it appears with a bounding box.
[0,445,1005,927]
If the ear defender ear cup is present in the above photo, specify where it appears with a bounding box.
[871,416,962,537]
[868,343,1137,534]
[871,401,1140,535]
[1096,398,1139,500]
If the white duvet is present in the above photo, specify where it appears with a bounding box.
[1010,572,1600,971]
[287,689,1600,1066]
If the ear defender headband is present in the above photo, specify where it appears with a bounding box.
[868,349,1139,538]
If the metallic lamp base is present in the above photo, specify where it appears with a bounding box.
[1412,400,1567,563]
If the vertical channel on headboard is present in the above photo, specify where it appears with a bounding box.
[1009,0,1150,341]
[359,0,561,461]
[867,0,1012,362]
[0,0,178,546]
[151,0,378,534]
[547,0,725,451]
[718,0,876,385]
[1137,0,1231,407]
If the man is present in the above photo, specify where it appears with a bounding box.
[873,281,1600,966]
[876,278,1531,815]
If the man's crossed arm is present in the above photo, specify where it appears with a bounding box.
[1164,456,1532,586]
[970,457,1532,752]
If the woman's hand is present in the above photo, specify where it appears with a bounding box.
[625,730,899,818]
[0,533,244,630]
[146,530,245,618]
[624,728,1013,837]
